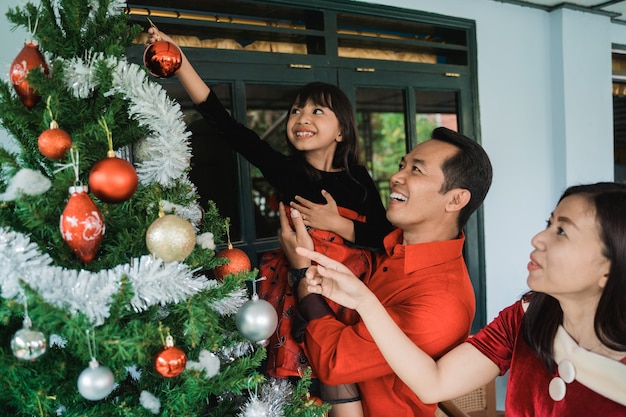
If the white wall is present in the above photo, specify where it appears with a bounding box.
[358,0,616,322]
[0,1,32,152]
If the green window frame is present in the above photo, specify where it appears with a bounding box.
[127,0,486,331]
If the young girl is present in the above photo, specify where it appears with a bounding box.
[146,29,393,417]
[297,182,626,416]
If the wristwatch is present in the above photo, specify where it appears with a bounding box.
[287,267,309,288]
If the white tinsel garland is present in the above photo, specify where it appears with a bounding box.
[238,378,293,417]
[108,60,192,186]
[62,54,192,187]
[0,227,213,325]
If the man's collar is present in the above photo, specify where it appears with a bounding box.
[384,229,465,274]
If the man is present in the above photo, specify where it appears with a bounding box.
[279,127,493,417]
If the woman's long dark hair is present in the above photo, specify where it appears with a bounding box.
[286,82,366,201]
[522,182,626,371]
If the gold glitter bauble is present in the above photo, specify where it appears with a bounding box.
[146,214,195,262]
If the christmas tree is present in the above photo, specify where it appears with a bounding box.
[0,0,327,415]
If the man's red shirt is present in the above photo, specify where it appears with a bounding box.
[296,228,476,416]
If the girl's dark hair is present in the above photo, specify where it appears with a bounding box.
[287,82,366,199]
[522,182,626,371]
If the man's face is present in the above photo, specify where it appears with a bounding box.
[386,139,460,243]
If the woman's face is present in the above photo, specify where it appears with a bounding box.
[526,194,610,301]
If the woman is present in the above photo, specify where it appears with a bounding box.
[295,182,626,415]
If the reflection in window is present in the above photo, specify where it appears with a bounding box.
[245,84,300,239]
[415,90,459,141]
[355,87,406,207]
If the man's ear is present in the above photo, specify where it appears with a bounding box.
[446,189,471,213]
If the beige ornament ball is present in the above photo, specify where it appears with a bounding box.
[146,214,196,262]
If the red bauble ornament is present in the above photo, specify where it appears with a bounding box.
[10,40,49,108]
[38,120,72,159]
[143,40,182,78]
[89,153,138,203]
[214,243,251,281]
[59,185,105,263]
[155,336,187,378]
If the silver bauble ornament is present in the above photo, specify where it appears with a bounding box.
[77,358,115,401]
[236,294,278,342]
[146,214,196,262]
[11,325,47,361]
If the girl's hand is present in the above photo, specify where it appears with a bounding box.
[291,190,343,231]
[147,27,176,46]
[295,247,370,310]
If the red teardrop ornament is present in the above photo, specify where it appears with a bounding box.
[59,185,105,263]
[89,156,138,203]
[143,40,182,78]
[9,41,49,108]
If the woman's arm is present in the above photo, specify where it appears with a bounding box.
[296,246,501,403]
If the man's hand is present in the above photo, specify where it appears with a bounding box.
[278,202,313,269]
[295,247,370,311]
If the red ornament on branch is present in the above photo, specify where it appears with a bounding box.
[10,40,49,108]
[88,118,138,203]
[213,221,251,281]
[38,120,72,160]
[155,335,187,378]
[59,185,105,263]
[89,150,138,203]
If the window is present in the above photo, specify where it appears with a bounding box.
[127,0,485,330]
[613,47,626,182]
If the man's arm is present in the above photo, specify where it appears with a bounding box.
[296,247,500,401]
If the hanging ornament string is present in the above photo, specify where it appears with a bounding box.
[86,328,97,361]
[147,18,161,41]
[22,297,32,330]
[45,96,55,121]
[157,321,167,347]
[252,276,267,298]
[53,147,81,185]
[98,117,115,159]
[27,10,39,40]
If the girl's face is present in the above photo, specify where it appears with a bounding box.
[527,195,610,302]
[286,99,343,164]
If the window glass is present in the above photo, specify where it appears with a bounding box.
[415,90,459,141]
[355,87,406,207]
[245,84,301,239]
